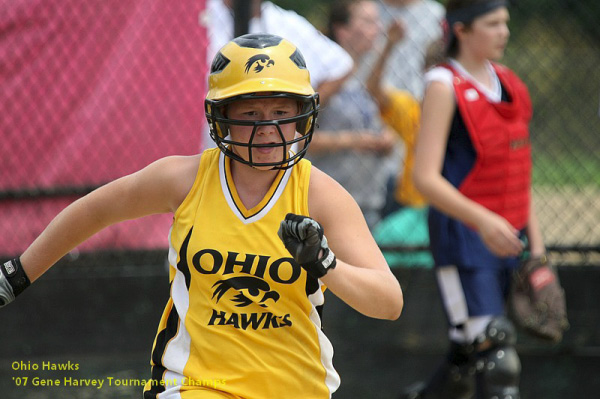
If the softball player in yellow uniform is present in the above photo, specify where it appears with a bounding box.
[2,33,403,398]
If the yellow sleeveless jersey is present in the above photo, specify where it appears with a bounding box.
[144,148,340,399]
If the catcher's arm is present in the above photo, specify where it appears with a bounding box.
[525,196,546,257]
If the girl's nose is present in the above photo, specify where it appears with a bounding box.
[256,123,277,136]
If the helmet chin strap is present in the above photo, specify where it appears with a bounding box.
[289,133,300,155]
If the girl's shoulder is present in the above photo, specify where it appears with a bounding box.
[424,65,454,89]
[155,154,203,212]
[307,166,363,225]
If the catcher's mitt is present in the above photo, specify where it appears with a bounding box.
[508,255,569,343]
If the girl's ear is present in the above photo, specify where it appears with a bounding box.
[453,22,467,41]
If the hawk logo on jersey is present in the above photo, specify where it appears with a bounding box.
[208,276,292,330]
[244,54,274,73]
[192,249,299,330]
[212,276,280,308]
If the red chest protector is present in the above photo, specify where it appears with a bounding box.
[445,63,532,230]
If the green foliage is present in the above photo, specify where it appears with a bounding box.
[533,152,600,186]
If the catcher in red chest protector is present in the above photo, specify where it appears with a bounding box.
[405,0,569,398]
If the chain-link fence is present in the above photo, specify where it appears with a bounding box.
[502,0,600,265]
[1,0,599,265]
[1,0,209,258]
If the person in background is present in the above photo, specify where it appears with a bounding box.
[367,19,427,216]
[308,0,399,229]
[405,0,547,397]
[366,19,433,268]
[371,0,445,100]
[0,33,403,398]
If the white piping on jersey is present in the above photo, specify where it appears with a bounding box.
[308,281,341,397]
[219,151,293,224]
[159,370,185,399]
[158,227,192,396]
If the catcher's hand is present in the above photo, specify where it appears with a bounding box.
[277,213,337,279]
[509,255,569,343]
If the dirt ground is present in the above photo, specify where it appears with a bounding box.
[533,185,600,264]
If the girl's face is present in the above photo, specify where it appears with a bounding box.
[226,96,300,168]
[459,7,510,61]
[346,1,381,56]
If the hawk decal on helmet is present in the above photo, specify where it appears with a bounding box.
[244,54,275,73]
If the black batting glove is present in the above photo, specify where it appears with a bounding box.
[277,213,337,279]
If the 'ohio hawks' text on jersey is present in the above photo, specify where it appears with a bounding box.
[144,148,340,399]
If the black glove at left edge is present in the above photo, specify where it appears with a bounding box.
[0,258,31,307]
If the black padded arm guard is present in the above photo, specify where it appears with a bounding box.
[1,258,31,307]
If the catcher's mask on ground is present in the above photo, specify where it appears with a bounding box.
[205,33,319,169]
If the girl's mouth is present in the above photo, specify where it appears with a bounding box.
[254,142,278,154]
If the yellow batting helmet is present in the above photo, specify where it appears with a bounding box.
[205,33,319,169]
